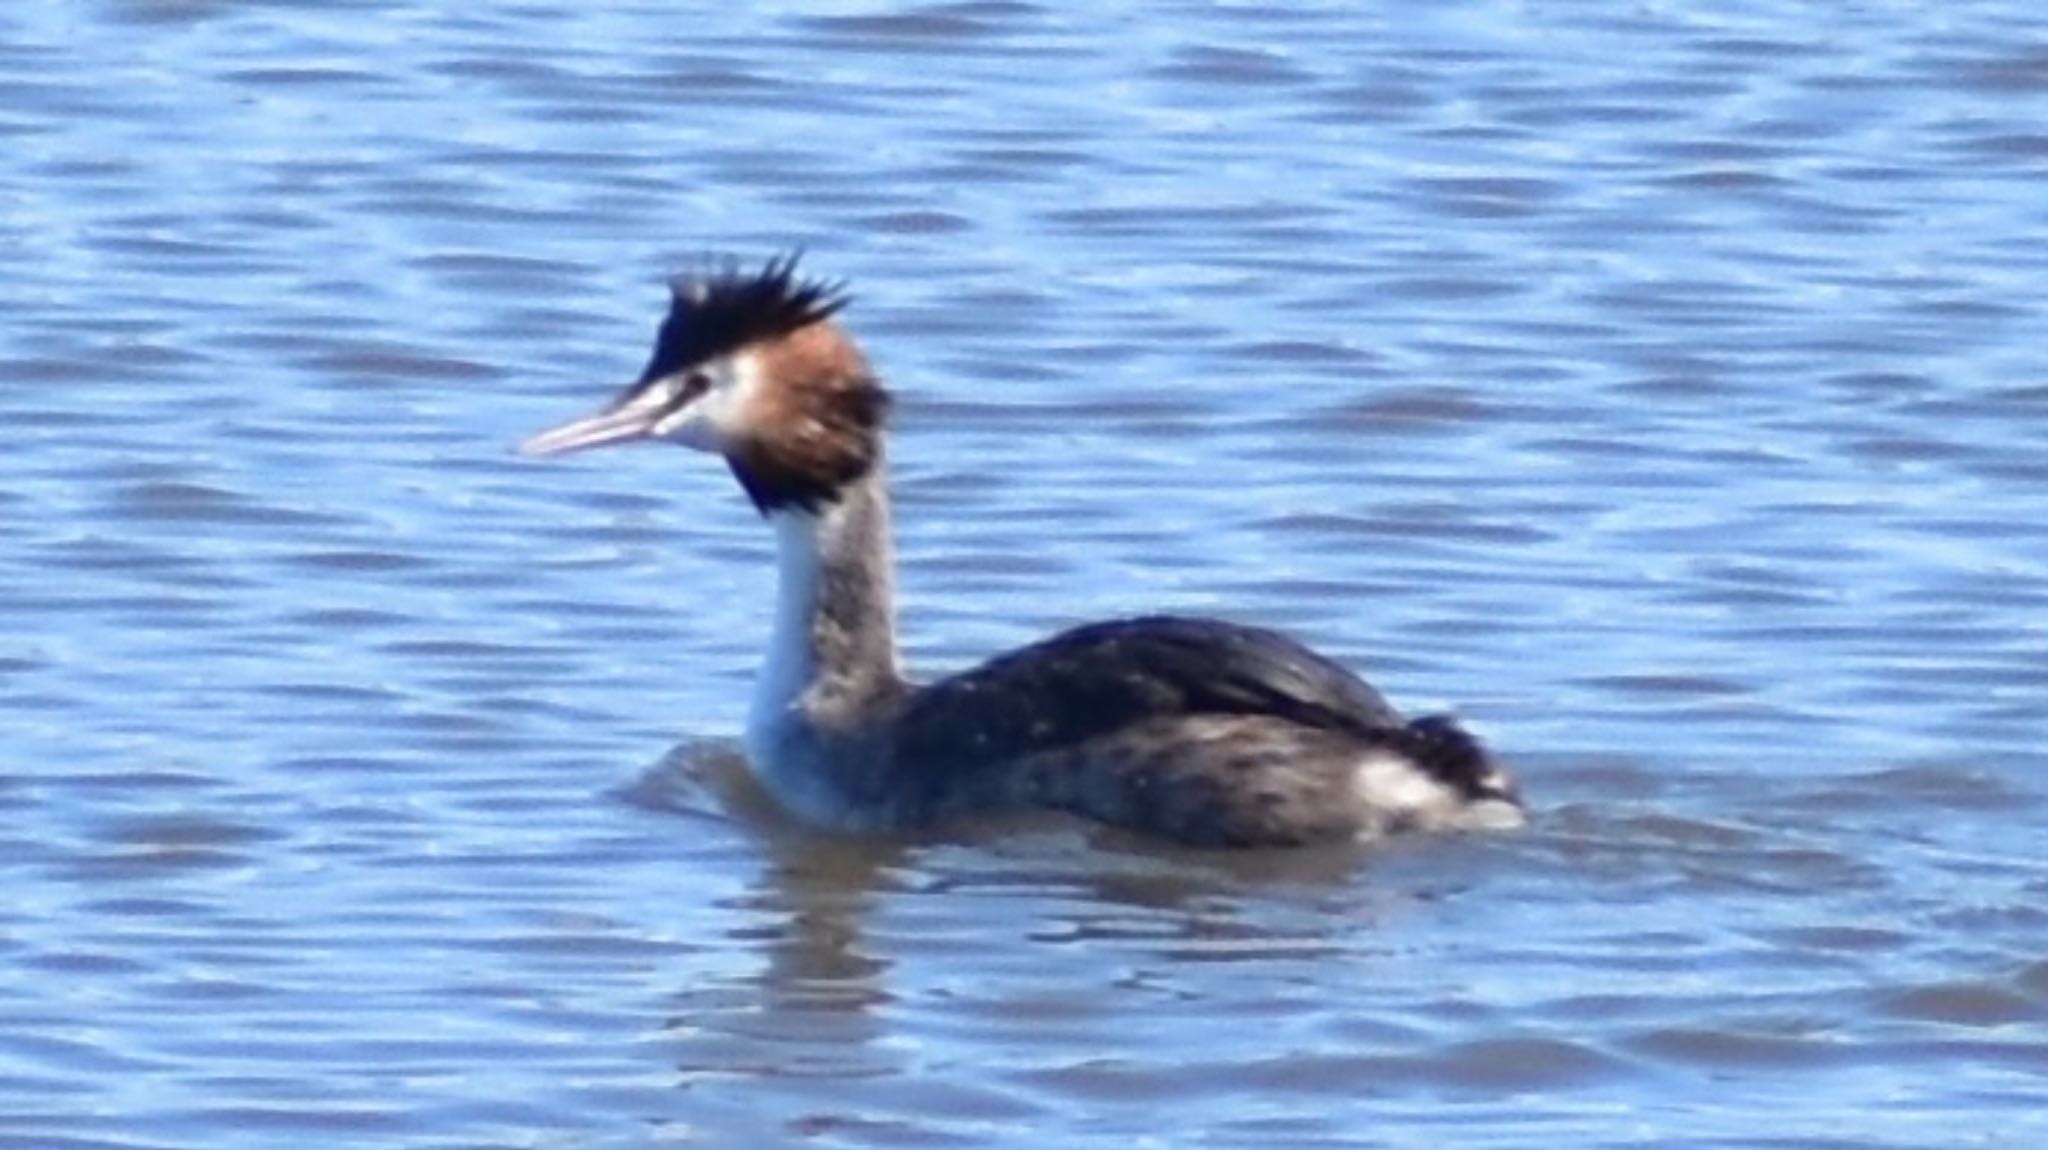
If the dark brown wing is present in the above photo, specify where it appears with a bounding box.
[892,615,1402,770]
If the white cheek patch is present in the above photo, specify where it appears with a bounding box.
[651,351,764,450]
[652,405,708,443]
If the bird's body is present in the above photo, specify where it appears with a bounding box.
[522,255,1524,848]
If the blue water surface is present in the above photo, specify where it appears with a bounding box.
[3,3,2046,1147]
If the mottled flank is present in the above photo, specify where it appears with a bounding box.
[879,615,1513,846]
[992,717,1420,848]
[943,708,1517,848]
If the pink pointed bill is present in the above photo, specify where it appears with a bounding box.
[518,403,662,457]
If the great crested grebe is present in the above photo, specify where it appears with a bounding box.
[522,255,1525,848]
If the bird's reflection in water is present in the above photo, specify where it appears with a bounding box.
[619,738,1494,1134]
[621,742,900,1009]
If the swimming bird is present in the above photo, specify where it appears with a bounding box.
[521,255,1524,848]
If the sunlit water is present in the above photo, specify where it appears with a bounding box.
[4,3,2047,1147]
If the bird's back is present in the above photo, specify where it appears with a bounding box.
[880,615,1505,844]
[893,614,1402,766]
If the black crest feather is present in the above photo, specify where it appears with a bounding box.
[637,252,851,383]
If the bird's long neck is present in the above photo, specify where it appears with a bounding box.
[746,458,906,761]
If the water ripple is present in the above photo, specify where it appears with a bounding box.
[5,2,2048,1148]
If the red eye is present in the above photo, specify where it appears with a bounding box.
[675,372,711,403]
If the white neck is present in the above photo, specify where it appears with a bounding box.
[747,508,826,752]
[742,467,905,797]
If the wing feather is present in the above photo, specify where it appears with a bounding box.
[893,615,1401,770]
